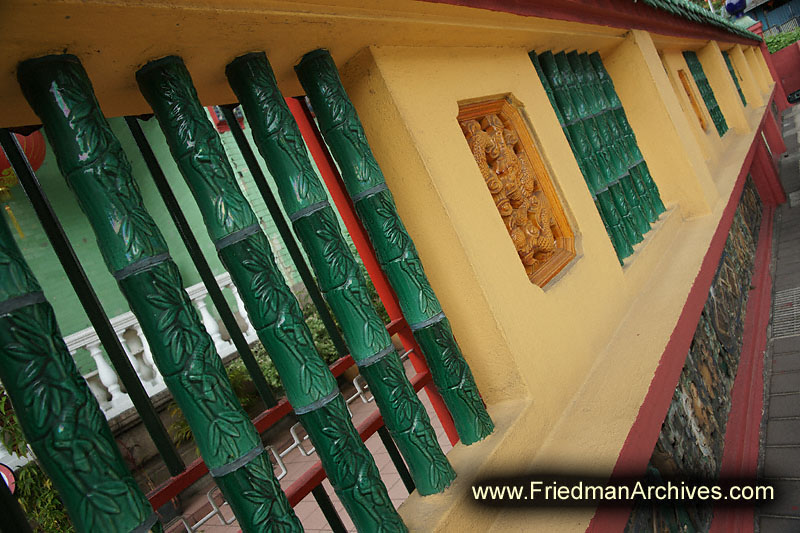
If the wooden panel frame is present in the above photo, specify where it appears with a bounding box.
[458,96,576,287]
[678,68,709,132]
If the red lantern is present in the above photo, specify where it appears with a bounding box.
[0,129,46,199]
[0,129,46,238]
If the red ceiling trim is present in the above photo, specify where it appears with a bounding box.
[419,0,759,46]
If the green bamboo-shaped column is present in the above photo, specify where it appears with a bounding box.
[17,54,300,533]
[577,53,658,225]
[295,49,493,445]
[529,52,619,249]
[136,56,407,532]
[226,52,455,495]
[683,51,729,137]
[589,53,666,218]
[0,216,158,533]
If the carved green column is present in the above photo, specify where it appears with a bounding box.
[136,56,407,532]
[17,54,300,533]
[295,49,494,446]
[0,216,158,533]
[225,52,455,495]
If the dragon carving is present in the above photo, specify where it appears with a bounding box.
[462,113,557,280]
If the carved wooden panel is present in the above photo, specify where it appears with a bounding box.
[458,97,575,287]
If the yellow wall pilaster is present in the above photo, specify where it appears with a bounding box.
[754,44,774,84]
[603,30,717,218]
[745,46,770,94]
[731,44,765,107]
[661,50,718,160]
[698,40,749,132]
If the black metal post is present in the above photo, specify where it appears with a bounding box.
[311,484,348,533]
[378,425,416,493]
[219,104,348,358]
[0,479,33,533]
[0,128,186,477]
[125,116,277,409]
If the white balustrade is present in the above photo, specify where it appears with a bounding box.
[133,323,163,387]
[87,341,127,406]
[226,280,257,342]
[63,270,254,422]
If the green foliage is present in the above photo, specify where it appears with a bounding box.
[16,463,76,533]
[767,28,800,53]
[0,389,26,456]
[0,389,75,532]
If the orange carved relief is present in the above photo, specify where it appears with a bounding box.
[459,97,575,287]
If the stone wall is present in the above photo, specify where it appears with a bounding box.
[626,176,763,531]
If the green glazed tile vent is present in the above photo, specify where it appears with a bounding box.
[530,50,666,264]
[683,51,729,137]
[722,51,747,107]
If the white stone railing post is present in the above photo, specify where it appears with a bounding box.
[87,341,127,407]
[194,295,225,348]
[133,323,163,387]
[230,281,256,341]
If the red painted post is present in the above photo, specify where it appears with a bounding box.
[753,135,786,206]
[288,96,459,445]
[749,21,791,111]
[762,103,787,156]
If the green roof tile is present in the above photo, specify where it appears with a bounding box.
[639,0,761,40]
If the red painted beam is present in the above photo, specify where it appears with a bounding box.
[420,0,758,46]
[763,104,788,159]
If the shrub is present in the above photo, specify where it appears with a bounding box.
[767,28,800,53]
[0,389,75,532]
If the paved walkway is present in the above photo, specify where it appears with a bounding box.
[757,103,800,533]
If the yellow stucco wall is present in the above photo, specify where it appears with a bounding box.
[660,50,717,161]
[606,31,718,217]
[745,45,771,94]
[337,30,768,530]
[698,40,749,133]
[0,0,627,128]
[731,44,766,110]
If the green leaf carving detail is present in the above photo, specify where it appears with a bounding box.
[296,49,493,445]
[0,216,155,532]
[228,51,455,497]
[18,54,296,533]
